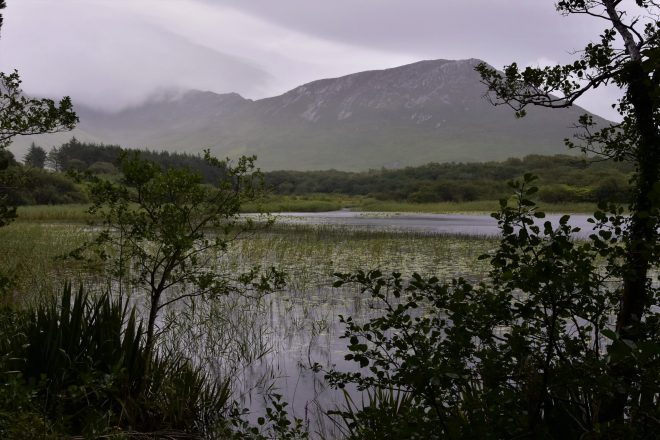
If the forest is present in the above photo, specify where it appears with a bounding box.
[8,139,634,207]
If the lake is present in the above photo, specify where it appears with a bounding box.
[170,210,597,437]
[269,210,597,238]
[2,211,602,438]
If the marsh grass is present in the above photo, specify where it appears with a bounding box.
[248,194,599,214]
[14,197,600,222]
[1,218,497,438]
[16,204,95,223]
[0,223,95,304]
[355,198,599,214]
[242,194,351,213]
[183,225,495,431]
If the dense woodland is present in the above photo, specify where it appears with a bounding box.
[264,155,633,203]
[6,138,634,206]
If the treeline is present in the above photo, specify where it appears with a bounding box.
[1,149,86,205]
[5,139,227,205]
[44,138,226,182]
[264,155,634,204]
[8,139,635,205]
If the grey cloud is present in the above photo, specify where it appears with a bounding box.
[0,0,625,120]
[206,0,601,66]
[0,2,271,111]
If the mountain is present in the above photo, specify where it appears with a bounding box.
[10,59,609,171]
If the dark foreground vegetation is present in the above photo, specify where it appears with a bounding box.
[0,285,231,438]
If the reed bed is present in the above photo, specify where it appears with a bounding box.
[1,218,497,438]
[16,204,95,223]
[0,222,95,304]
[13,198,600,224]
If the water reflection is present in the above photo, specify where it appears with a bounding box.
[162,211,618,438]
[269,211,598,238]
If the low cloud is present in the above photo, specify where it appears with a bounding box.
[0,0,628,119]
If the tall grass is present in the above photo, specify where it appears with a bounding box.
[15,204,94,223]
[356,198,599,213]
[14,197,601,220]
[248,194,599,214]
[0,223,94,304]
[0,218,497,438]
[0,284,232,438]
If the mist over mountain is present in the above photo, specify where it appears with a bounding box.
[11,59,609,171]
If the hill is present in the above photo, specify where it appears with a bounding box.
[10,59,610,171]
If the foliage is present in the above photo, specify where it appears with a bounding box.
[0,284,232,439]
[49,138,635,204]
[48,137,226,182]
[9,166,87,205]
[75,151,285,355]
[263,154,632,203]
[0,72,77,225]
[329,387,426,440]
[226,394,310,440]
[477,0,660,425]
[0,150,87,210]
[328,175,660,439]
[0,71,77,150]
[23,142,46,168]
[0,1,77,227]
[87,160,117,174]
[330,1,660,434]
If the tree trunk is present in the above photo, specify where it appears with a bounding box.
[600,59,660,423]
[144,291,161,367]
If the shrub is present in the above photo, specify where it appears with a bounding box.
[327,175,660,439]
[87,161,118,175]
[0,284,231,438]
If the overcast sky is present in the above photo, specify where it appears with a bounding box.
[0,0,638,120]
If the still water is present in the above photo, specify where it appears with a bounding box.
[271,210,596,238]
[169,211,600,438]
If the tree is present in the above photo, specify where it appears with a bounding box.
[77,152,284,357]
[328,2,660,437]
[45,146,62,171]
[476,0,659,424]
[0,1,5,36]
[23,142,46,168]
[0,71,77,151]
[0,148,17,228]
[329,177,659,439]
[0,2,77,225]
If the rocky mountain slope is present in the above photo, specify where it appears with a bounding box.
[11,59,609,170]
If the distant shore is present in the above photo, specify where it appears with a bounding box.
[15,196,601,224]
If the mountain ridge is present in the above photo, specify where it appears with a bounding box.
[10,58,609,171]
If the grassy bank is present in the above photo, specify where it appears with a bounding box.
[14,196,600,224]
[16,204,95,223]
[221,194,599,215]
[354,198,599,214]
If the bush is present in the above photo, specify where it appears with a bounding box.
[537,183,589,203]
[5,167,87,205]
[0,284,231,438]
[87,161,118,175]
[64,158,87,172]
[592,176,630,204]
[327,176,660,439]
